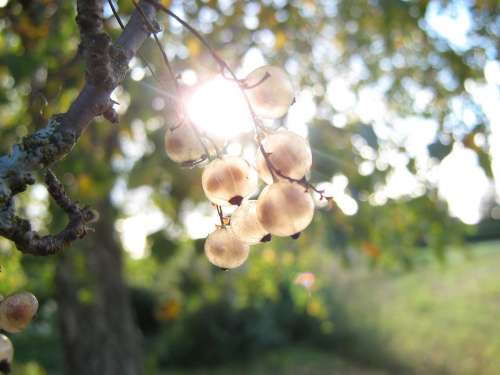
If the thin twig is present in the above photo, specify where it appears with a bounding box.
[144,0,332,199]
[142,1,277,175]
[241,72,271,89]
[132,0,215,161]
[107,0,158,81]
[216,205,225,226]
[143,0,227,69]
[131,0,178,89]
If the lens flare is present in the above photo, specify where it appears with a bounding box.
[186,76,254,141]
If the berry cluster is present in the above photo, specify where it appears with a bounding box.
[124,2,331,270]
[0,292,39,373]
[165,65,323,270]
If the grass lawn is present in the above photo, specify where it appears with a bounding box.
[326,241,500,374]
[164,241,500,375]
[162,346,385,375]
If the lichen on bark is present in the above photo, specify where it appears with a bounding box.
[0,1,157,256]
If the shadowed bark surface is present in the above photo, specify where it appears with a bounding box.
[56,199,143,375]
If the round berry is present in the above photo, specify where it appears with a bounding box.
[164,122,206,164]
[0,292,39,333]
[0,334,13,369]
[256,129,312,184]
[231,200,269,244]
[204,227,250,269]
[256,181,315,237]
[201,156,257,206]
[245,65,294,119]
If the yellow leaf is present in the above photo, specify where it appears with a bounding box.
[17,15,49,39]
[156,300,181,321]
[274,31,287,50]
[77,174,92,194]
[187,37,201,57]
[361,242,381,258]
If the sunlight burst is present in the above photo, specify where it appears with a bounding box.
[186,76,254,141]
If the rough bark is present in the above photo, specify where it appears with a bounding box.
[0,1,156,256]
[48,3,157,374]
[0,2,158,373]
[56,199,143,375]
[4,2,162,374]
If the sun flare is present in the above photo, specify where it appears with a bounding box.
[186,76,254,141]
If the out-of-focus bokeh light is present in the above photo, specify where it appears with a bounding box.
[294,272,316,294]
[315,175,359,215]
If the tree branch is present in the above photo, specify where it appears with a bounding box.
[0,1,157,256]
[76,0,114,89]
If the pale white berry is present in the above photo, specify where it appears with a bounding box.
[0,334,13,368]
[256,181,315,237]
[245,65,294,119]
[204,227,250,269]
[164,122,206,164]
[256,130,312,184]
[201,156,258,206]
[0,292,39,333]
[231,200,269,244]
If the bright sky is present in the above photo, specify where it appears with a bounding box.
[425,2,500,224]
[106,0,500,257]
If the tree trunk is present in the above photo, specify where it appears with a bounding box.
[55,200,143,375]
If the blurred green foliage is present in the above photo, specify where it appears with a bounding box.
[0,0,498,373]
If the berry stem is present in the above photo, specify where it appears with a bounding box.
[216,205,225,227]
[240,72,271,89]
[107,0,158,81]
[142,1,280,181]
[133,0,215,163]
[142,0,332,201]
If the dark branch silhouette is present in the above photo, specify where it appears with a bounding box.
[0,1,157,256]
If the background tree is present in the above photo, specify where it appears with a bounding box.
[0,0,498,374]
